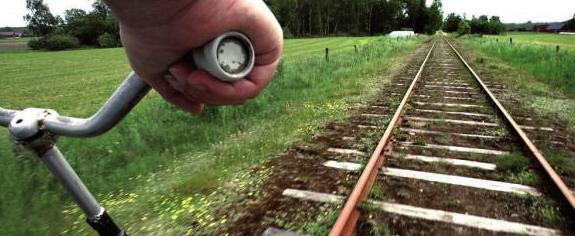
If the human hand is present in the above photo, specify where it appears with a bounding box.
[107,0,283,113]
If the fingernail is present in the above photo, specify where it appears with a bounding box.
[164,74,174,81]
[168,67,185,80]
[163,74,178,86]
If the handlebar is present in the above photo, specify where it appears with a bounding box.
[42,73,150,137]
[0,107,17,127]
[0,31,254,139]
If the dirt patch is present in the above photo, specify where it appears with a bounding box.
[0,41,29,51]
[225,149,350,235]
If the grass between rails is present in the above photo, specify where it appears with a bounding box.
[0,36,421,235]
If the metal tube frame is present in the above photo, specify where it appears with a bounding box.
[0,31,254,236]
[0,72,148,236]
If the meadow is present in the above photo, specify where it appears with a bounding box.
[460,33,575,129]
[484,32,575,51]
[0,37,31,51]
[461,33,575,97]
[0,36,421,235]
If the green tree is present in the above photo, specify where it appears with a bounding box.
[470,15,489,34]
[488,16,505,34]
[23,0,59,36]
[267,0,444,36]
[64,10,111,46]
[425,0,443,34]
[402,0,427,33]
[92,0,113,18]
[63,3,119,47]
[566,19,575,31]
[443,13,461,33]
[457,20,470,36]
[64,9,87,23]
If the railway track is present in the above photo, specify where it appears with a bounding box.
[279,38,575,235]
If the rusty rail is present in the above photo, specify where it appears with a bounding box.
[329,40,437,236]
[445,39,575,210]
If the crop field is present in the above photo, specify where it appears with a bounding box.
[461,33,575,97]
[283,37,373,60]
[0,36,421,235]
[0,37,31,51]
[0,37,375,116]
[484,32,575,51]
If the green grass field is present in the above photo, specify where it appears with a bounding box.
[283,37,373,60]
[461,33,575,97]
[460,33,575,128]
[0,37,374,116]
[0,36,421,235]
[484,32,575,51]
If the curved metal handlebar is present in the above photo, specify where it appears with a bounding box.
[0,107,17,127]
[0,31,254,236]
[43,73,150,137]
[0,73,149,138]
[0,32,254,138]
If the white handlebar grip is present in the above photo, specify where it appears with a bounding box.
[191,32,255,81]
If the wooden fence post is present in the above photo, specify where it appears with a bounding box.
[325,48,329,62]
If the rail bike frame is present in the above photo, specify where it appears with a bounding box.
[0,32,254,236]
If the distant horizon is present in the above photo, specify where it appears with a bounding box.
[440,0,574,24]
[1,0,574,27]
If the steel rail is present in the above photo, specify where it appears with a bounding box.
[329,40,437,236]
[445,39,575,210]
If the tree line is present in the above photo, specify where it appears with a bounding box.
[442,13,505,35]
[24,0,120,50]
[266,0,443,37]
[26,0,514,51]
[24,0,445,51]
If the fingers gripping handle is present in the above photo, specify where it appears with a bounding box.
[183,31,255,81]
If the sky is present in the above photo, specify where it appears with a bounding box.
[440,0,575,23]
[1,0,93,27]
[1,0,574,27]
